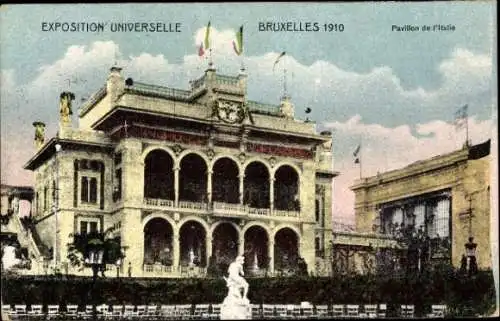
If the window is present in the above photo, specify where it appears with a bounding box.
[81,176,98,204]
[114,152,122,166]
[315,199,320,222]
[113,168,122,201]
[44,186,48,211]
[80,221,88,234]
[36,192,39,215]
[79,219,100,235]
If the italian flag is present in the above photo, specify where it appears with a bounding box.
[204,21,211,50]
[198,42,205,57]
[233,25,243,56]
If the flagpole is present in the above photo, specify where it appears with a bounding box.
[359,140,362,179]
[465,106,469,147]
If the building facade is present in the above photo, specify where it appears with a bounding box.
[23,65,337,277]
[350,140,491,270]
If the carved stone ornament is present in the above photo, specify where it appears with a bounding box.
[206,148,216,160]
[238,152,246,164]
[216,100,246,124]
[268,157,277,168]
[172,144,184,156]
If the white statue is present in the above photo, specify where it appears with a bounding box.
[188,248,195,267]
[2,245,21,271]
[221,256,251,320]
[252,252,259,272]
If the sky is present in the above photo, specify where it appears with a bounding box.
[1,2,497,225]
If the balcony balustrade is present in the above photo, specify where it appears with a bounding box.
[143,198,300,219]
[144,198,175,208]
[178,200,208,211]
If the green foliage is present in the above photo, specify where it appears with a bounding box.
[66,227,125,271]
[1,269,495,317]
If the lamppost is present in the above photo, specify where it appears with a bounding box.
[465,237,478,277]
[87,248,104,320]
[53,143,62,270]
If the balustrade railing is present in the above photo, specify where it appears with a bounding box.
[144,198,175,208]
[178,200,208,210]
[213,202,246,215]
[274,209,300,217]
[143,198,299,218]
[248,207,271,216]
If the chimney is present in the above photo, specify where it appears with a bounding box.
[33,121,46,149]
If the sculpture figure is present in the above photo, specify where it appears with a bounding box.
[220,255,251,320]
[59,92,75,123]
[224,256,249,300]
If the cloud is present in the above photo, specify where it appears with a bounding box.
[0,31,495,225]
[328,115,493,223]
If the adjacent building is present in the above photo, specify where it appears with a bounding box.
[349,140,492,271]
[22,64,338,277]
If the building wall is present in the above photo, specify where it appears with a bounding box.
[352,147,491,269]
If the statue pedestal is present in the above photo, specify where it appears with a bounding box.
[220,296,252,320]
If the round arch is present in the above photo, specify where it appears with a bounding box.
[141,146,176,164]
[177,150,211,170]
[242,157,272,176]
[241,221,272,238]
[142,213,177,230]
[177,216,210,235]
[272,162,302,178]
[209,220,242,236]
[210,155,242,176]
[272,224,301,241]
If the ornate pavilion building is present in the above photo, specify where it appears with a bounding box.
[23,64,337,277]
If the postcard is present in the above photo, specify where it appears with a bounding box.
[1,2,497,319]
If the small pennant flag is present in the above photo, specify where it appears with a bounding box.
[273,51,286,72]
[353,144,361,164]
[204,21,211,50]
[233,25,243,56]
[454,104,468,129]
[198,42,205,57]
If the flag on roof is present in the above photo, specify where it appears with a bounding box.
[353,144,361,164]
[198,42,205,57]
[273,51,286,72]
[454,104,468,129]
[233,25,243,55]
[204,21,211,50]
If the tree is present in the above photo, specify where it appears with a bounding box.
[66,226,125,277]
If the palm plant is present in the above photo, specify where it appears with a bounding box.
[66,226,125,276]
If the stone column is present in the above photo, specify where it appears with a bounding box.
[207,170,213,204]
[269,177,275,212]
[206,235,213,264]
[173,228,180,273]
[268,239,275,275]
[174,167,180,207]
[238,234,245,256]
[239,174,245,204]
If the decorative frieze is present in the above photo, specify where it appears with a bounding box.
[247,143,313,159]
